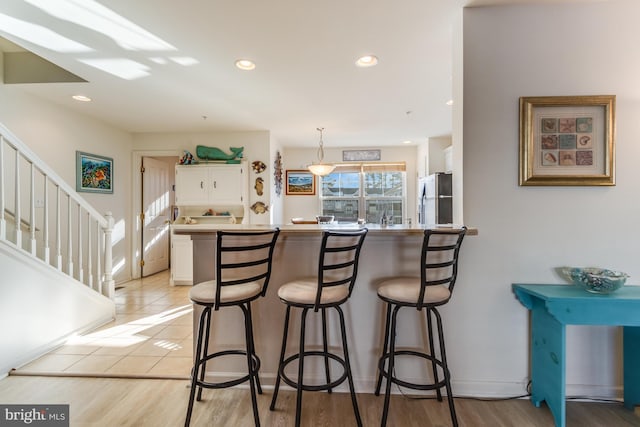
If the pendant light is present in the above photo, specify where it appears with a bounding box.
[308,127,336,176]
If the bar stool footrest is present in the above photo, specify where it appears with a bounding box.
[378,349,449,391]
[194,349,261,390]
[279,350,347,392]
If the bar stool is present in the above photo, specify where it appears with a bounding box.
[185,228,280,427]
[269,228,368,427]
[374,226,466,427]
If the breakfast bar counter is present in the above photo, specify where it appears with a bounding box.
[172,222,477,235]
[172,223,474,391]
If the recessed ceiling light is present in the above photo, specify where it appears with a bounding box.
[446,99,454,106]
[235,59,256,70]
[72,95,92,102]
[402,140,412,144]
[356,55,378,67]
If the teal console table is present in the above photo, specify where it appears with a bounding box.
[513,284,640,427]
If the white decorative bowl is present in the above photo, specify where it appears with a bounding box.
[564,267,628,294]
[316,215,334,224]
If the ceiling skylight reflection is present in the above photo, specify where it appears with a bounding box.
[79,58,150,80]
[1,0,198,81]
[169,57,199,66]
[24,0,177,52]
[149,57,168,65]
[0,12,92,53]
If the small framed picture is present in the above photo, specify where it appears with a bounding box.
[76,151,113,193]
[285,170,316,195]
[519,95,615,186]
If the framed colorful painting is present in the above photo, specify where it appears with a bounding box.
[285,170,316,195]
[519,95,615,186]
[76,151,113,193]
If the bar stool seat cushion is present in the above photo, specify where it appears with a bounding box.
[277,277,349,305]
[189,279,262,305]
[377,277,450,304]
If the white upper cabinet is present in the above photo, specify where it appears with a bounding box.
[175,163,246,206]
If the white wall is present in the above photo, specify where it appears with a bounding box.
[282,145,418,223]
[427,136,452,175]
[0,241,115,375]
[416,139,429,178]
[452,6,464,226]
[456,1,640,397]
[0,80,133,284]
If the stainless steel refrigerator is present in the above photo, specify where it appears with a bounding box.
[418,172,452,225]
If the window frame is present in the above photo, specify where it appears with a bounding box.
[319,162,406,224]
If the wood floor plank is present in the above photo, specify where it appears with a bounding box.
[0,376,638,426]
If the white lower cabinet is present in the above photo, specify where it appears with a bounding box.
[170,234,193,285]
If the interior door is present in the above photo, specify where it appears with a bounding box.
[141,157,172,276]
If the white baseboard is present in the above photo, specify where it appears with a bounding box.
[202,371,622,402]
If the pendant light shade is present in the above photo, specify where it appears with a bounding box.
[308,127,336,176]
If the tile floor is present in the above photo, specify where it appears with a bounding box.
[14,270,194,379]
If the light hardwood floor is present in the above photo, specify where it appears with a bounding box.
[0,376,638,426]
[5,271,640,426]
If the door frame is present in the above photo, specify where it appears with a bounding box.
[131,150,181,280]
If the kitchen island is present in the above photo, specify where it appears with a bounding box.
[172,223,475,392]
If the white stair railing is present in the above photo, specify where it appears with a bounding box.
[0,123,114,298]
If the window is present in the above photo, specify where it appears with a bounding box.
[320,163,406,224]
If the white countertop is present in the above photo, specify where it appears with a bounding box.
[171,223,476,235]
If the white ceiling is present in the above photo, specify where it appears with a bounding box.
[0,0,600,147]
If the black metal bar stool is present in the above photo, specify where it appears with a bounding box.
[269,228,368,427]
[184,228,280,427]
[374,226,466,427]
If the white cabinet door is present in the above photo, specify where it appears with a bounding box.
[175,164,246,206]
[210,165,244,205]
[175,166,209,205]
[170,234,193,285]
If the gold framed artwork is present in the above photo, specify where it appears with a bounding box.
[285,170,316,195]
[519,95,616,186]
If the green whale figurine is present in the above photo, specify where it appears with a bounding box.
[196,146,244,163]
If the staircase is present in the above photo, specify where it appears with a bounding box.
[0,123,116,376]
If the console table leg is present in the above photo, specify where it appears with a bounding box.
[623,326,640,410]
[530,297,566,427]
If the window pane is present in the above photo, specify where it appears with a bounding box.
[320,168,405,224]
[322,199,359,222]
[322,172,360,197]
[365,199,403,224]
[364,172,404,197]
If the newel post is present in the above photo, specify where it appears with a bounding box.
[103,211,115,299]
